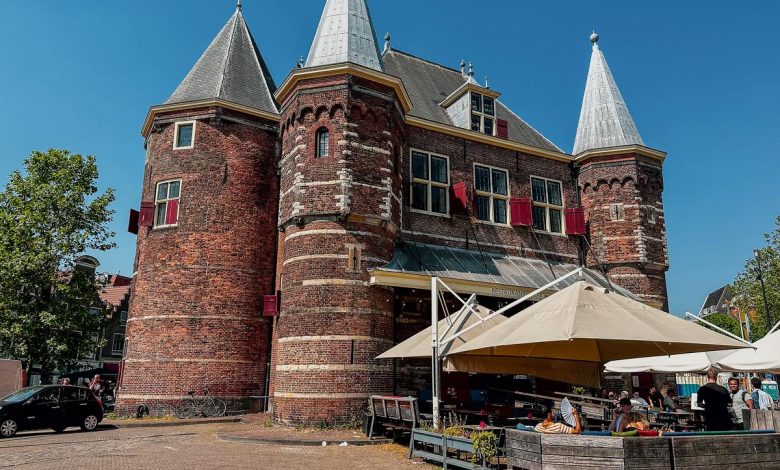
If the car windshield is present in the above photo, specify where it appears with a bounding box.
[1,386,46,404]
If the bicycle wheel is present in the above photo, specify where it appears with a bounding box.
[205,398,227,417]
[174,398,196,419]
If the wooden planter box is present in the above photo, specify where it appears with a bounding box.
[668,433,780,468]
[507,429,780,469]
[410,429,485,469]
[506,430,670,470]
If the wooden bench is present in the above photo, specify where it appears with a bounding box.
[367,395,419,440]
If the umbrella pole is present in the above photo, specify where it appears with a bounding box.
[431,276,441,430]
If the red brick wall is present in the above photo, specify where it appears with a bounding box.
[578,152,669,309]
[117,106,278,415]
[402,126,581,263]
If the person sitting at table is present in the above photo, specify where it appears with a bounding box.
[608,398,633,433]
[648,386,664,409]
[661,386,677,412]
[623,411,650,431]
[631,391,649,407]
[533,405,582,434]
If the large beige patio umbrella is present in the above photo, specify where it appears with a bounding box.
[446,281,751,387]
[604,350,738,373]
[377,297,507,359]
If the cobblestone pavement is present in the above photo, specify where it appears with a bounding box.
[0,423,434,469]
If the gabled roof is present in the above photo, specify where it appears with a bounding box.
[165,7,278,115]
[573,34,643,155]
[699,285,733,317]
[305,0,383,71]
[383,49,562,153]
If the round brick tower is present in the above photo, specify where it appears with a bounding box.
[270,0,407,424]
[117,7,280,414]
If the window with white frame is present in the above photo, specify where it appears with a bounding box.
[470,92,495,136]
[112,333,125,355]
[154,180,181,227]
[173,121,195,149]
[531,176,564,233]
[411,150,449,215]
[474,164,509,224]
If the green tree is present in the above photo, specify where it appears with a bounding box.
[0,149,115,382]
[702,313,742,339]
[730,216,780,341]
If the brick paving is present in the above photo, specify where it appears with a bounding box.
[0,422,435,469]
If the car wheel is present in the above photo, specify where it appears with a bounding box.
[52,426,66,434]
[0,419,18,438]
[80,415,99,432]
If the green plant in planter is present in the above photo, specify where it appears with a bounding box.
[443,425,466,438]
[572,386,586,396]
[470,431,498,465]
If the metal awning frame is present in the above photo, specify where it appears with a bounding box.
[428,267,585,428]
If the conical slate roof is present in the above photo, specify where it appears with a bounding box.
[573,34,643,155]
[305,0,383,71]
[165,6,278,114]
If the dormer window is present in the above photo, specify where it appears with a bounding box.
[470,92,495,136]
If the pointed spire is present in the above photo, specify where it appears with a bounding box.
[165,7,278,114]
[573,32,644,155]
[305,0,384,71]
[460,60,466,76]
[236,0,242,11]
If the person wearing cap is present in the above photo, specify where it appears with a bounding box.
[608,398,633,433]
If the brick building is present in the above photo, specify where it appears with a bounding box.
[119,1,669,423]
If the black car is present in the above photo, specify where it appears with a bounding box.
[0,385,103,438]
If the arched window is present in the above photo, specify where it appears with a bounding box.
[315,128,329,158]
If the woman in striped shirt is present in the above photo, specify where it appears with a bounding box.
[534,406,582,434]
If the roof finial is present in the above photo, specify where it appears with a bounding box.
[384,33,391,53]
[296,55,304,68]
[468,62,474,78]
[590,30,600,47]
[460,60,466,76]
[484,76,490,89]
[236,0,242,11]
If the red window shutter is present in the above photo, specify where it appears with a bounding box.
[138,202,155,227]
[497,119,509,139]
[128,209,140,235]
[510,198,532,226]
[263,295,278,317]
[165,199,179,225]
[565,208,586,235]
[451,182,468,214]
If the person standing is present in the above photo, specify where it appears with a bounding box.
[727,377,754,429]
[751,377,776,410]
[697,368,731,431]
[88,374,103,399]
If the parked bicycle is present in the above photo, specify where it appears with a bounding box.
[174,387,227,419]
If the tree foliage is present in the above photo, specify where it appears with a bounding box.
[730,216,780,341]
[0,149,115,379]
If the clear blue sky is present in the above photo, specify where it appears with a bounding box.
[1,1,778,317]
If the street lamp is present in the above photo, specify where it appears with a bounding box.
[754,249,772,334]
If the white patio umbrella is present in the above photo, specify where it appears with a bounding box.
[718,330,780,373]
[447,281,751,387]
[604,350,738,373]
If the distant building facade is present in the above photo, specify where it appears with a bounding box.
[119,1,670,423]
